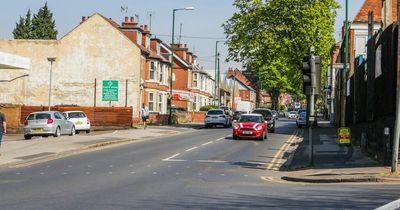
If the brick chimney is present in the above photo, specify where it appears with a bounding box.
[121,16,139,28]
[81,16,88,23]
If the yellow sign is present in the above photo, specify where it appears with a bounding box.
[338,127,351,145]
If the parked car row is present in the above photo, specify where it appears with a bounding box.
[23,111,91,140]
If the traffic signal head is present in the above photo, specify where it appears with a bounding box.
[302,56,311,94]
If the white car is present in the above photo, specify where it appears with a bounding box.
[63,111,91,133]
[204,109,231,128]
[288,111,297,119]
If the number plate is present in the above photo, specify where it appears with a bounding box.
[31,128,43,132]
[243,131,253,135]
[76,121,83,125]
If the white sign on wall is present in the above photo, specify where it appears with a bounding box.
[375,45,382,78]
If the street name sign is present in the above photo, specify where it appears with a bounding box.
[102,80,118,101]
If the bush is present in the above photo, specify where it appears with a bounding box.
[200,105,219,111]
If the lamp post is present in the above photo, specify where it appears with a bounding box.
[47,57,56,111]
[214,40,225,106]
[168,7,194,125]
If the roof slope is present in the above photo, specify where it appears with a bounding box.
[353,0,397,22]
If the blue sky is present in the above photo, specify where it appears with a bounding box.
[1,0,365,72]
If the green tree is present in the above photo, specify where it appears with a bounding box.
[223,0,339,107]
[31,2,58,39]
[13,10,33,39]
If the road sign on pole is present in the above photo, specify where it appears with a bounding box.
[102,80,119,101]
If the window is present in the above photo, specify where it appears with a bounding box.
[158,93,163,113]
[200,75,205,90]
[150,61,155,80]
[159,64,164,83]
[193,96,197,111]
[193,73,198,88]
[148,92,155,111]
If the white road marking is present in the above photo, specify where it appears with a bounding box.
[63,172,68,175]
[109,165,113,167]
[196,160,227,163]
[198,173,203,176]
[40,172,44,175]
[16,172,21,175]
[153,172,158,175]
[86,172,91,175]
[185,146,198,152]
[216,137,225,142]
[130,171,136,174]
[163,153,181,161]
[176,172,180,175]
[87,165,92,168]
[108,172,113,174]
[68,165,72,168]
[146,165,151,167]
[244,174,248,177]
[202,141,214,146]
[376,198,400,210]
[220,174,225,176]
[168,165,172,168]
[46,165,51,168]
[129,164,134,167]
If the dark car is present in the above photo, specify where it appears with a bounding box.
[271,110,279,120]
[232,111,247,121]
[251,108,276,133]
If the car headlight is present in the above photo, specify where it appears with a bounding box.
[255,125,263,131]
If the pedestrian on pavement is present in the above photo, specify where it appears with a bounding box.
[140,103,149,129]
[0,111,6,153]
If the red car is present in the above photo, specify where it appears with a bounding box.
[232,114,268,140]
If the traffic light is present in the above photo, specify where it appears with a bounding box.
[301,55,322,95]
[314,56,322,95]
[302,56,311,95]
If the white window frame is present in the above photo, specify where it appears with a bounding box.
[159,63,164,83]
[158,93,164,113]
[193,73,198,89]
[150,61,156,80]
[148,92,155,112]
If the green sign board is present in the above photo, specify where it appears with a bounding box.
[102,80,119,101]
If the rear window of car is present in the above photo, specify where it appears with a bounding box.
[67,112,86,118]
[208,110,223,115]
[239,116,263,123]
[28,113,50,120]
[252,109,271,117]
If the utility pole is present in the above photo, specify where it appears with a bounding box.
[341,0,349,127]
[309,52,316,166]
[217,52,221,106]
[47,57,56,111]
[391,0,400,173]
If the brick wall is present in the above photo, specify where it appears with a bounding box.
[0,105,22,133]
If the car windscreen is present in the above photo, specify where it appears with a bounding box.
[28,113,51,120]
[239,116,263,123]
[208,110,223,115]
[67,112,86,118]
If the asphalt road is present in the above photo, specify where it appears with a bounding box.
[0,119,399,209]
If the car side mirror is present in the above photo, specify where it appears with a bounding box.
[264,121,268,124]
[233,120,237,123]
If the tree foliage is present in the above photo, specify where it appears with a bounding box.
[13,3,57,40]
[223,0,339,108]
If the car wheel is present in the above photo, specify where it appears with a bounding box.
[233,134,238,140]
[53,127,61,138]
[24,134,31,140]
[86,129,91,134]
[69,126,76,136]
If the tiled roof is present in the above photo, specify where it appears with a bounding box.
[354,0,397,22]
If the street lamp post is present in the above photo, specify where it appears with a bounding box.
[47,57,56,111]
[168,7,194,125]
[214,40,225,106]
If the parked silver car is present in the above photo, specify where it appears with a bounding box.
[296,112,307,128]
[23,111,76,140]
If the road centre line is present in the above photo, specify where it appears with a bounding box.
[202,141,214,146]
[186,147,198,152]
[216,137,225,142]
[163,153,181,161]
[267,129,299,170]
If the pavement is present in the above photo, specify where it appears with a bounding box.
[281,120,400,183]
[0,125,197,168]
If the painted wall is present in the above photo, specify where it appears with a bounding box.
[0,14,142,117]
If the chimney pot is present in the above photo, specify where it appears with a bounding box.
[124,17,129,22]
[81,16,87,22]
[144,25,148,30]
[140,25,144,29]
[130,17,134,23]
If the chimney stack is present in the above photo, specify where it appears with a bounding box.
[130,17,135,23]
[81,16,87,23]
[124,16,129,23]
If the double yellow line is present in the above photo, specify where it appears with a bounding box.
[267,129,301,170]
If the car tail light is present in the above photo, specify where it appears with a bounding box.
[87,119,90,124]
[205,115,210,118]
[47,118,54,124]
